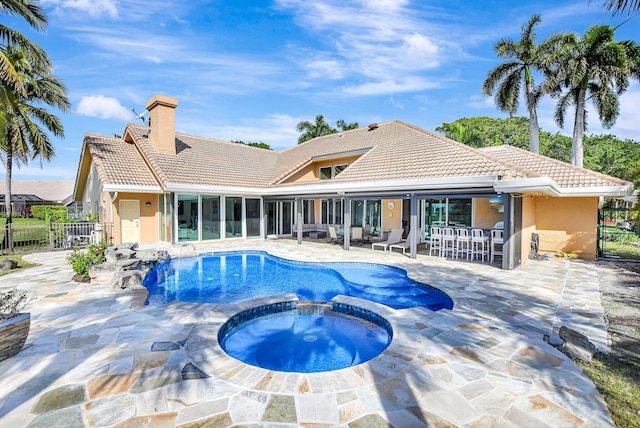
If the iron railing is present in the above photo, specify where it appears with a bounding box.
[0,222,114,255]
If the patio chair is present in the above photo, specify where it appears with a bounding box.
[441,227,456,258]
[471,229,490,262]
[455,228,472,260]
[491,229,504,262]
[429,226,442,257]
[327,226,343,245]
[389,228,422,255]
[371,228,403,252]
[351,227,364,246]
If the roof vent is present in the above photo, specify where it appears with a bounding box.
[338,133,344,138]
[368,123,379,131]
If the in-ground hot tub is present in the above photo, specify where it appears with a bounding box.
[218,301,392,373]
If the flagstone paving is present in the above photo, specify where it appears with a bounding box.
[0,240,615,427]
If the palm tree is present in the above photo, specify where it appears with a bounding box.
[0,46,69,251]
[600,0,640,15]
[336,120,358,132]
[550,25,640,167]
[482,15,566,154]
[296,114,336,144]
[0,0,50,95]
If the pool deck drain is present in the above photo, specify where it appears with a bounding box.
[0,240,614,427]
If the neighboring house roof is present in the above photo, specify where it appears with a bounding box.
[0,180,75,204]
[74,119,633,199]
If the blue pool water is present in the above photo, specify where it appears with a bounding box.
[143,251,453,311]
[219,303,392,373]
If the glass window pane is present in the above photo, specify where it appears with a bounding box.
[448,198,472,227]
[225,197,243,238]
[319,166,331,180]
[177,194,198,242]
[202,195,220,240]
[246,198,261,237]
[334,164,347,176]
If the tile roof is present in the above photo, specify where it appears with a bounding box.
[84,133,160,188]
[80,119,631,196]
[0,180,74,204]
[478,145,630,188]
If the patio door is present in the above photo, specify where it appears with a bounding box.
[120,200,140,243]
[267,201,293,236]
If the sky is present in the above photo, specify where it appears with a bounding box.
[3,0,640,181]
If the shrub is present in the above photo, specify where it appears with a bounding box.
[0,289,30,320]
[31,206,68,222]
[66,240,111,279]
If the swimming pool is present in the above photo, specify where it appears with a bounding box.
[143,251,453,310]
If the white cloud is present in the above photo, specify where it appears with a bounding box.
[467,95,495,109]
[275,0,456,95]
[77,95,132,121]
[43,0,118,18]
[180,114,301,151]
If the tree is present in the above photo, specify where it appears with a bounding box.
[296,115,358,144]
[435,121,483,147]
[482,15,567,154]
[549,25,640,167]
[600,0,640,15]
[0,0,50,95]
[0,46,69,251]
[336,120,358,132]
[231,140,273,150]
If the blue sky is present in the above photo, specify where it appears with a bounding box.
[4,0,640,180]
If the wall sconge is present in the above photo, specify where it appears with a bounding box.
[145,202,152,207]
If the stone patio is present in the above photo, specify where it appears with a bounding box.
[0,240,614,427]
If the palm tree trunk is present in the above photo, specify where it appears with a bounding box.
[571,86,587,167]
[526,83,540,154]
[3,149,14,253]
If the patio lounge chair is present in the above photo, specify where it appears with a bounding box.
[327,226,343,245]
[389,228,423,255]
[371,228,403,252]
[351,227,364,246]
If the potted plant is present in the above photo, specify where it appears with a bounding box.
[0,289,31,362]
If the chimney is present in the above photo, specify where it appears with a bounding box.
[145,94,178,155]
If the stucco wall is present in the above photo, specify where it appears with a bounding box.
[286,155,363,183]
[81,163,103,217]
[112,193,159,244]
[532,196,598,260]
[473,198,502,228]
[382,199,402,230]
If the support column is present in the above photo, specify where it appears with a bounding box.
[296,198,303,245]
[343,197,350,250]
[410,195,418,259]
[503,194,515,270]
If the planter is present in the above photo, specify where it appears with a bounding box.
[0,313,30,362]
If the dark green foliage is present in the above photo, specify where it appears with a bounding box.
[66,240,111,279]
[30,205,67,222]
[231,140,273,150]
[437,116,639,180]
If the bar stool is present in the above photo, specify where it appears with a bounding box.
[441,227,456,258]
[456,228,472,260]
[491,229,504,263]
[429,226,442,257]
[471,229,489,262]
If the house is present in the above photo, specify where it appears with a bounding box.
[73,94,633,269]
[0,180,75,216]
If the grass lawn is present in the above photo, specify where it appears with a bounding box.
[0,254,37,276]
[577,356,640,428]
[601,241,640,260]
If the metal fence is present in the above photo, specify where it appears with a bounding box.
[0,222,114,255]
[598,208,639,258]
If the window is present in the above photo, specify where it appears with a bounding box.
[319,166,332,180]
[202,195,220,240]
[319,164,348,180]
[225,197,243,238]
[177,194,198,242]
[246,198,261,237]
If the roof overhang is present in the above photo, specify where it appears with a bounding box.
[494,177,634,197]
[102,184,163,194]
